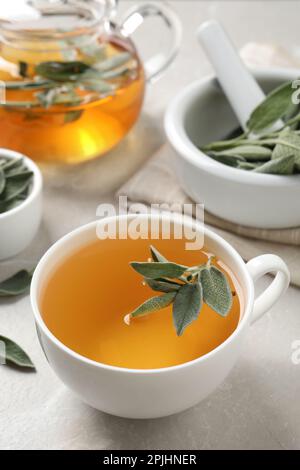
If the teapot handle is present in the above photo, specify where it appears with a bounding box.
[120,2,182,83]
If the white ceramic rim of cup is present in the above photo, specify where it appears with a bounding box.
[165,66,300,187]
[31,213,255,375]
[0,148,43,220]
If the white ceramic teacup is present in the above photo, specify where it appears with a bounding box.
[31,214,290,419]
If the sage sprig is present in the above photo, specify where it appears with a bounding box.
[125,246,233,336]
[0,157,33,214]
[202,78,300,175]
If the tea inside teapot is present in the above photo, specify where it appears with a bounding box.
[0,0,145,163]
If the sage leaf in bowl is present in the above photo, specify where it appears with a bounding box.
[0,157,33,214]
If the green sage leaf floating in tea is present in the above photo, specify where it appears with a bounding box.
[173,282,203,336]
[130,261,188,279]
[0,335,35,370]
[200,266,232,317]
[0,270,33,297]
[128,292,176,319]
[150,245,168,263]
[145,278,182,293]
[127,246,233,335]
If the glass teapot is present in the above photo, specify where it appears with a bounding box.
[0,0,181,163]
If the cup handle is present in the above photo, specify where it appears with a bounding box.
[246,255,290,324]
[120,2,182,83]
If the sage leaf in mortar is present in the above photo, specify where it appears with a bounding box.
[200,266,232,317]
[0,335,35,370]
[200,78,300,174]
[253,154,295,174]
[247,80,294,133]
[0,270,33,297]
[272,127,300,169]
[215,145,272,161]
[130,261,188,279]
[208,152,245,167]
[126,246,233,335]
[173,282,203,336]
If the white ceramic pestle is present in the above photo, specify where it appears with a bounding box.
[197,20,282,132]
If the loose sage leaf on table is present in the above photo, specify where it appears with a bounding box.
[172,282,202,336]
[0,335,35,370]
[200,266,232,316]
[253,154,295,174]
[247,80,294,133]
[0,270,33,297]
[130,261,187,279]
[129,292,176,319]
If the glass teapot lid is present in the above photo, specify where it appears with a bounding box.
[0,0,118,36]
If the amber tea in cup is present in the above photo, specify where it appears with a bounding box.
[40,236,241,370]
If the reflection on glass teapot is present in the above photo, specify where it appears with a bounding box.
[0,0,181,163]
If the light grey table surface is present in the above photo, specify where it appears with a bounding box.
[1,1,300,450]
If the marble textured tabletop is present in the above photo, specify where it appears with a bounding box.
[1,1,300,450]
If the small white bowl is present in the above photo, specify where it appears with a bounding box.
[165,68,300,229]
[0,149,43,260]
